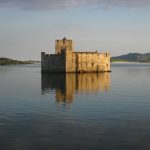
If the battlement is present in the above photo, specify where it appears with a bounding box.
[41,38,111,73]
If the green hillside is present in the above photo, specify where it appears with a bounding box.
[0,58,39,65]
[111,53,150,62]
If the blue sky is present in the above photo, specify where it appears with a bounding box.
[0,0,150,60]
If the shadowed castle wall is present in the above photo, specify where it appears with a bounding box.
[41,52,66,72]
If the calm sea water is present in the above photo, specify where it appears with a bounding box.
[0,63,150,150]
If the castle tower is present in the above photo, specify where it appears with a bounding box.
[55,37,74,54]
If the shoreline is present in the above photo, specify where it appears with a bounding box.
[0,58,40,65]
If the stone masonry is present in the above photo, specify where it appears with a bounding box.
[41,37,111,73]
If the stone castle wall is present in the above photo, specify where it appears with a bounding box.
[65,50,76,72]
[75,52,110,72]
[41,38,111,73]
[41,52,65,72]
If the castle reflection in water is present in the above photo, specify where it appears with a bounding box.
[41,73,110,103]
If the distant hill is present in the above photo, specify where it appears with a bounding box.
[0,58,40,65]
[111,53,150,62]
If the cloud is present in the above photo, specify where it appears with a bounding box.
[0,0,150,10]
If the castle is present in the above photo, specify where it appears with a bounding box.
[41,38,111,73]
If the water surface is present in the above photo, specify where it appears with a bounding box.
[0,63,150,150]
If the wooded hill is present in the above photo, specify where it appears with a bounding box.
[111,53,150,62]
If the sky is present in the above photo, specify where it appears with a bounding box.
[0,0,150,60]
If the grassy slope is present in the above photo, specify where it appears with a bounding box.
[111,53,150,62]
